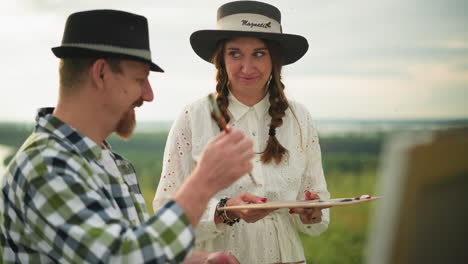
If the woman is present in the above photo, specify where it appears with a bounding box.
[153,1,330,263]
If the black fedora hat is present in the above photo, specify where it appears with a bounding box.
[52,9,163,72]
[190,0,308,65]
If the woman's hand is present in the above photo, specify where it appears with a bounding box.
[289,191,325,224]
[215,192,275,224]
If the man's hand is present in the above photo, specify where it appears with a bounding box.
[184,251,240,264]
[174,129,255,227]
[195,129,255,194]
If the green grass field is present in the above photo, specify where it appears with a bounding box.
[0,123,382,263]
[300,171,378,263]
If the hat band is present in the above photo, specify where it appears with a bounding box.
[217,13,281,34]
[61,43,152,60]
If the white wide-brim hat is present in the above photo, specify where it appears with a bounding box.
[190,0,309,65]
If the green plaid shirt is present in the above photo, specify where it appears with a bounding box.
[0,108,194,263]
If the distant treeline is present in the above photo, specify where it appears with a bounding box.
[320,134,383,175]
[0,122,386,180]
[0,122,385,154]
[0,122,34,149]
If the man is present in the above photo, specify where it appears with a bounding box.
[0,10,253,263]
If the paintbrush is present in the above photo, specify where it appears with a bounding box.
[208,93,259,187]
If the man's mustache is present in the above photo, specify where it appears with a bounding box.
[133,99,144,107]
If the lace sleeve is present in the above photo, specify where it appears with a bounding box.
[153,107,195,212]
[153,104,226,242]
[291,107,330,236]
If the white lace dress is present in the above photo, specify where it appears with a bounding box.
[153,93,330,263]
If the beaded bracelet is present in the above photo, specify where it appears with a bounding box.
[216,197,240,226]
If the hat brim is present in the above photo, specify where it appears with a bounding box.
[190,30,308,65]
[51,46,164,72]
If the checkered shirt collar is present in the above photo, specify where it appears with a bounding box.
[35,107,102,161]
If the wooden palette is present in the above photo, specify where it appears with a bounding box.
[219,196,381,211]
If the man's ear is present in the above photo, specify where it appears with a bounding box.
[90,59,107,89]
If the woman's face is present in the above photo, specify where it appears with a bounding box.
[224,37,272,98]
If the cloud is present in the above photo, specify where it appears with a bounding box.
[0,0,467,121]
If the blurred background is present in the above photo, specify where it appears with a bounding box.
[1,0,467,263]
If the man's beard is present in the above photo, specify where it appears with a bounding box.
[115,99,143,140]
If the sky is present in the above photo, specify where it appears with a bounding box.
[0,0,467,122]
